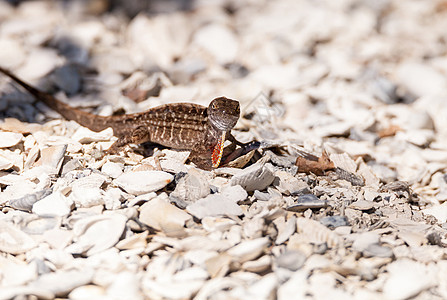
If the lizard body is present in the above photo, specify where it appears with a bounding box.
[0,67,240,170]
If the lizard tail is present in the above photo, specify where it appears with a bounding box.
[0,66,113,133]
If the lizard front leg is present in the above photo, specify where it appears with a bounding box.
[107,126,151,154]
[220,132,261,166]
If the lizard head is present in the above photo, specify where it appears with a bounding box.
[207,97,240,131]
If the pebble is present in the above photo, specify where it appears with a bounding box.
[51,65,82,95]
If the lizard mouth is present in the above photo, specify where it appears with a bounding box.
[210,117,238,130]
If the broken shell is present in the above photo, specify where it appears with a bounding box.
[170,168,210,203]
[0,220,37,254]
[9,189,52,212]
[296,218,341,248]
[349,200,375,211]
[34,144,67,174]
[227,237,270,263]
[114,170,173,195]
[0,131,22,148]
[286,194,328,212]
[66,213,127,256]
[29,269,95,297]
[186,185,247,219]
[70,173,106,208]
[0,154,13,170]
[139,195,192,237]
[230,162,275,192]
[71,127,114,143]
[32,192,73,217]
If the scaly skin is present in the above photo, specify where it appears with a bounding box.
[0,67,240,170]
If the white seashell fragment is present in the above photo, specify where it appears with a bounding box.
[142,278,204,300]
[329,152,357,174]
[274,170,309,195]
[35,144,67,174]
[0,220,37,254]
[139,195,191,237]
[396,62,447,97]
[17,48,61,79]
[296,218,341,248]
[275,215,297,245]
[186,185,246,219]
[159,149,190,173]
[106,272,144,300]
[227,237,270,263]
[42,228,74,249]
[383,259,435,300]
[116,231,148,250]
[0,179,38,205]
[0,286,54,300]
[71,127,114,143]
[32,192,73,217]
[351,232,380,252]
[101,161,123,178]
[230,160,275,192]
[68,285,107,300]
[242,255,272,273]
[21,216,58,235]
[29,269,95,297]
[171,168,210,203]
[103,188,123,210]
[349,200,374,211]
[66,213,127,256]
[202,217,236,232]
[277,270,307,300]
[0,154,13,170]
[9,190,51,212]
[0,131,22,148]
[69,173,106,208]
[0,38,26,69]
[114,170,173,195]
[0,257,38,286]
[422,203,447,223]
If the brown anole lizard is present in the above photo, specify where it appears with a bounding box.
[0,67,242,170]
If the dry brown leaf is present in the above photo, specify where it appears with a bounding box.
[295,151,335,175]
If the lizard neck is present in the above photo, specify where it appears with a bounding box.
[205,121,225,146]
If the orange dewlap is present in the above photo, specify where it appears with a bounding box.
[211,132,226,168]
